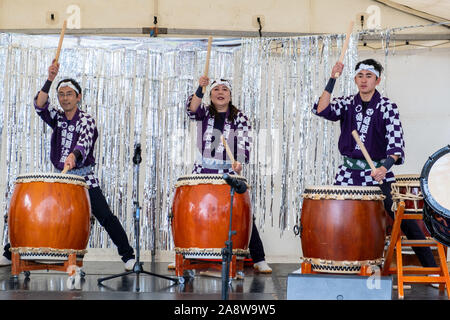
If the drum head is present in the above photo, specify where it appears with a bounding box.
[420,145,450,218]
[175,174,247,187]
[15,172,87,188]
[420,145,450,246]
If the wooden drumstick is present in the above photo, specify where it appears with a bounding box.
[202,36,213,94]
[54,20,67,65]
[334,21,354,78]
[61,163,70,174]
[221,135,235,164]
[352,130,383,184]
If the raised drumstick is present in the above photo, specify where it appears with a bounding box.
[202,36,213,93]
[352,130,383,184]
[221,135,235,164]
[54,20,67,65]
[334,21,354,78]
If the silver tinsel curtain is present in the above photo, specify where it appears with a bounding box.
[0,31,361,252]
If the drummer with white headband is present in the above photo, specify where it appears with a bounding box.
[183,75,272,274]
[0,61,137,271]
[312,58,438,276]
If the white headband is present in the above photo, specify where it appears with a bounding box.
[210,79,232,92]
[58,81,80,95]
[354,63,380,78]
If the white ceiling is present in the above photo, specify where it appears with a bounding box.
[389,0,450,20]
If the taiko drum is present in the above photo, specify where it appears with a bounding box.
[8,173,91,260]
[390,174,430,237]
[420,145,450,247]
[300,185,386,273]
[171,174,252,259]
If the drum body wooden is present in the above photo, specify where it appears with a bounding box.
[8,173,91,261]
[171,174,252,259]
[300,186,386,273]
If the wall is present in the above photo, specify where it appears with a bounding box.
[0,0,447,35]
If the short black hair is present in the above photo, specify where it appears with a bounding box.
[355,59,384,78]
[56,78,82,96]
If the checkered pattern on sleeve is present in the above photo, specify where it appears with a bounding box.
[84,173,99,189]
[380,98,405,164]
[235,112,252,164]
[331,95,354,116]
[191,163,236,175]
[313,95,355,121]
[75,112,97,162]
[334,164,395,186]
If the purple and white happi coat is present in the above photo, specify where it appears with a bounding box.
[34,94,99,188]
[186,95,252,174]
[313,89,405,186]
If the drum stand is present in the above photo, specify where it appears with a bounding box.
[221,185,237,300]
[97,145,178,290]
[382,201,450,299]
[11,251,84,280]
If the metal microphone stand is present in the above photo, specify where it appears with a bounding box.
[221,185,236,300]
[98,144,178,291]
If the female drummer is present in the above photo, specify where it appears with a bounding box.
[1,61,136,271]
[185,76,272,273]
[312,59,437,272]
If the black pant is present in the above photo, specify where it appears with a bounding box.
[379,181,437,267]
[249,219,266,263]
[4,187,135,263]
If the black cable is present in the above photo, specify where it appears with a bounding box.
[257,17,262,37]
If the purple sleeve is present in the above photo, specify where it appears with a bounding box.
[186,94,207,120]
[73,114,97,164]
[383,101,405,165]
[236,113,252,164]
[312,96,349,122]
[33,92,58,129]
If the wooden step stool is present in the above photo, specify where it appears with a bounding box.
[382,201,450,299]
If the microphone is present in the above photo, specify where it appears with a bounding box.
[222,173,247,194]
[133,143,142,164]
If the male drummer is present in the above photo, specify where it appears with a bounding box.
[312,59,437,271]
[0,61,136,270]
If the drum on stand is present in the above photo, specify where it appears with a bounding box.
[420,145,450,247]
[300,185,386,274]
[8,173,91,263]
[171,174,252,260]
[390,174,430,237]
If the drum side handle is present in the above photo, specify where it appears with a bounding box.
[293,222,302,237]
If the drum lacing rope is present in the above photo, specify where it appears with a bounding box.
[15,174,88,188]
[10,247,88,256]
[175,247,249,257]
[302,186,385,201]
[391,184,423,212]
[301,257,384,274]
[174,174,249,188]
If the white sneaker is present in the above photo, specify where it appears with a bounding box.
[253,261,272,274]
[124,259,136,271]
[0,255,11,267]
[292,265,302,274]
